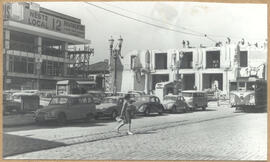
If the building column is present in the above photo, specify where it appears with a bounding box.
[35,36,42,90]
[145,73,149,94]
[3,30,10,90]
[223,71,229,96]
[63,42,69,76]
[196,72,203,91]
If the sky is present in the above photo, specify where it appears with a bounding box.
[37,1,267,64]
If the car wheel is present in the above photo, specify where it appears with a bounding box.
[111,110,118,120]
[85,113,94,122]
[144,107,150,116]
[184,105,189,113]
[57,113,67,125]
[171,105,176,113]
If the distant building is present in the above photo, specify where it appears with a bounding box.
[85,60,110,91]
[119,43,267,96]
[3,2,91,90]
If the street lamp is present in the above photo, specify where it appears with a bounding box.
[109,36,123,95]
[109,37,114,56]
[36,57,42,90]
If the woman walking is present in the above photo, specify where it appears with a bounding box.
[116,94,134,135]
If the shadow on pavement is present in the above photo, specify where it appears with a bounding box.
[3,133,66,157]
[134,130,157,135]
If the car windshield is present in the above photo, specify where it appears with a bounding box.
[182,93,193,97]
[50,97,68,105]
[164,96,177,100]
[103,98,118,104]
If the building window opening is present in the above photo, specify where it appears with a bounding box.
[240,51,248,67]
[130,55,136,69]
[206,51,220,68]
[10,55,35,74]
[41,60,64,76]
[42,38,64,58]
[10,31,36,53]
[180,52,193,69]
[152,74,169,90]
[229,82,237,91]
[155,53,167,70]
[202,73,223,91]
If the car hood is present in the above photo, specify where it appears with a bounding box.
[96,103,117,110]
[132,101,147,107]
[163,100,176,105]
[37,105,64,113]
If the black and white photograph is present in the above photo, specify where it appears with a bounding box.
[2,1,268,160]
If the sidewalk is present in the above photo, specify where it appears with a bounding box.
[3,113,36,127]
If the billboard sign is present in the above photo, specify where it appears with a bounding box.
[4,3,85,38]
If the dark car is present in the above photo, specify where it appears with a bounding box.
[133,95,164,116]
[95,96,124,119]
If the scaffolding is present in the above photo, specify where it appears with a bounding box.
[67,45,94,78]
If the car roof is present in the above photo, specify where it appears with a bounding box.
[182,90,206,93]
[137,95,157,98]
[164,95,180,97]
[105,96,123,99]
[54,94,93,98]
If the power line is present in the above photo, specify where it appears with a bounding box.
[84,2,266,43]
[84,2,203,38]
[101,2,205,36]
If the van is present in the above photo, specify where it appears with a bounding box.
[182,90,208,111]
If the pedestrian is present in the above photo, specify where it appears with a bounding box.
[115,94,134,135]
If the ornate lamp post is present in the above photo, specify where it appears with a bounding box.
[173,51,184,95]
[36,57,42,90]
[109,36,123,95]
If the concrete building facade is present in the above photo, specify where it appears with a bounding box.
[120,43,267,96]
[3,2,90,90]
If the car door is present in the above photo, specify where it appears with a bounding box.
[78,97,90,119]
[68,97,83,120]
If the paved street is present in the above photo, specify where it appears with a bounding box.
[3,102,267,160]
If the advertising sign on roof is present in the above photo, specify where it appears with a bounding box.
[4,3,85,38]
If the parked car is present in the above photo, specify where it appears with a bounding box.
[162,94,189,113]
[87,91,105,104]
[182,90,208,111]
[96,96,124,119]
[3,93,21,115]
[133,95,164,116]
[34,94,96,124]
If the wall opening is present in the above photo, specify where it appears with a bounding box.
[240,51,248,67]
[182,74,195,90]
[202,73,223,90]
[180,52,193,69]
[155,53,167,70]
[206,51,220,68]
[152,74,169,90]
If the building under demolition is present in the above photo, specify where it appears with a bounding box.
[3,2,92,90]
[120,43,267,96]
